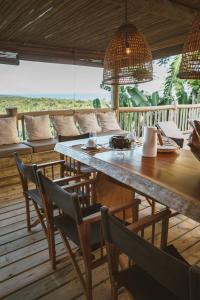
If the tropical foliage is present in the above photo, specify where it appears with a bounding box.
[101,55,200,108]
[163,55,200,105]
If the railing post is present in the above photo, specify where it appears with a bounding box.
[6,107,18,117]
[6,107,18,130]
[174,102,178,125]
[111,85,120,110]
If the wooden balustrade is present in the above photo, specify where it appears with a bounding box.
[118,104,200,135]
[1,104,200,139]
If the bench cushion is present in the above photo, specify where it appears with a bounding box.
[97,111,121,132]
[24,138,58,153]
[75,113,101,133]
[0,117,20,145]
[0,143,32,158]
[51,115,79,136]
[24,115,53,141]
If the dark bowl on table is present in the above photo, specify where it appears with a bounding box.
[109,135,131,149]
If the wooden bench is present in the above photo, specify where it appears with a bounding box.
[0,107,123,201]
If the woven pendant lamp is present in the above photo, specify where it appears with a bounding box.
[178,18,200,79]
[103,0,153,85]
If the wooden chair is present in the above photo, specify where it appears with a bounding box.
[37,171,141,300]
[58,133,96,175]
[156,121,184,148]
[13,152,66,233]
[101,206,200,300]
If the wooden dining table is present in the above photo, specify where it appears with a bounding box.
[55,135,200,222]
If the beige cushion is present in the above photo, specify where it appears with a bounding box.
[0,117,20,145]
[75,113,101,133]
[51,115,79,136]
[24,115,52,141]
[97,112,121,132]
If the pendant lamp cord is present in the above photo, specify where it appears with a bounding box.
[125,0,128,48]
[125,0,128,24]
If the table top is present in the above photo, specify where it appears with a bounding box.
[55,136,200,222]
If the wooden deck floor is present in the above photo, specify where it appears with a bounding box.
[1,194,200,300]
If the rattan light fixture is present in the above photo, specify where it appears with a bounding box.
[178,18,200,79]
[103,0,153,85]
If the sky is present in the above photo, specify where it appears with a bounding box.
[0,59,170,98]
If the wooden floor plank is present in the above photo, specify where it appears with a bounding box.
[0,201,25,214]
[0,220,31,237]
[0,253,68,298]
[3,264,76,300]
[0,206,34,221]
[0,242,65,284]
[0,230,44,256]
[0,196,200,300]
[41,265,109,300]
[173,225,200,252]
[0,234,61,268]
[0,227,39,246]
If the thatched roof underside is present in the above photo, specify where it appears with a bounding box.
[0,0,199,66]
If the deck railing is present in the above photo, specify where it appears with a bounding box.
[1,104,200,139]
[118,104,200,136]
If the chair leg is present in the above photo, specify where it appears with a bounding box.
[48,223,57,270]
[78,227,93,300]
[151,200,156,244]
[160,214,169,249]
[24,195,31,231]
[59,231,86,294]
[32,202,48,237]
[111,284,118,300]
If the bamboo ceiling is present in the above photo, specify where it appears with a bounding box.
[0,0,199,67]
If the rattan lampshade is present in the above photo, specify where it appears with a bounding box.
[103,24,153,85]
[178,18,200,79]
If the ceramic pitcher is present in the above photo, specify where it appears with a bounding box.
[142,126,157,157]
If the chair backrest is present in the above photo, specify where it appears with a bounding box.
[157,121,183,139]
[58,133,90,142]
[37,171,82,224]
[13,152,37,189]
[157,121,184,148]
[101,207,200,300]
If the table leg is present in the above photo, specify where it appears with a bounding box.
[95,172,139,220]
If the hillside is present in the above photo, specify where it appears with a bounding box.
[0,95,102,113]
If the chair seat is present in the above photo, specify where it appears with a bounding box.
[115,245,188,300]
[54,203,102,249]
[26,189,58,210]
[116,266,178,300]
[25,189,43,208]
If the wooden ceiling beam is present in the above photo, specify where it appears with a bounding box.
[0,56,19,66]
[0,41,104,67]
[0,39,184,67]
[152,44,183,60]
[112,0,200,25]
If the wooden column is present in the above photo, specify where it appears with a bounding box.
[6,107,18,128]
[111,85,120,110]
[6,107,18,117]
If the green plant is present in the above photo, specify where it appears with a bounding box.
[93,98,101,108]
